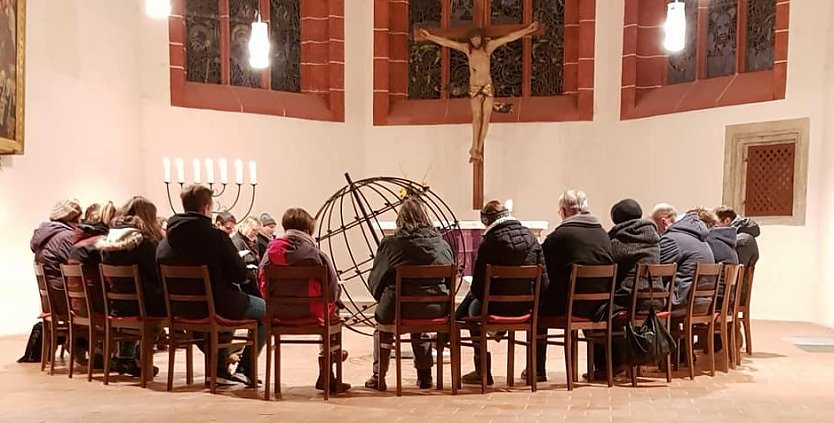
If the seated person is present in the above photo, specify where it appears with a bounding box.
[458,200,548,385]
[714,205,760,303]
[258,207,350,393]
[232,216,263,298]
[214,211,237,235]
[30,199,83,317]
[68,202,116,317]
[364,196,454,392]
[659,208,716,315]
[156,185,265,385]
[98,199,165,377]
[256,212,277,259]
[540,190,613,380]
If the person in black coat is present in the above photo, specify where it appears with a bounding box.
[539,190,614,379]
[608,199,661,309]
[659,210,716,315]
[256,212,277,259]
[458,200,548,385]
[364,196,455,392]
[156,185,265,385]
[715,206,760,302]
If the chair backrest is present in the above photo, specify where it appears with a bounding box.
[629,263,677,323]
[685,262,723,319]
[480,265,542,323]
[394,264,456,324]
[566,264,618,322]
[718,264,742,317]
[738,265,755,311]
[262,265,331,326]
[34,263,51,315]
[60,264,91,320]
[159,265,215,321]
[99,264,147,318]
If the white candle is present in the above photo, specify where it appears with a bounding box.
[219,158,228,184]
[248,161,258,185]
[234,159,244,184]
[162,157,171,183]
[175,157,185,183]
[205,158,215,184]
[193,159,201,184]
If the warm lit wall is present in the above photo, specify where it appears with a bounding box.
[2,0,833,336]
[0,0,144,335]
[818,2,834,329]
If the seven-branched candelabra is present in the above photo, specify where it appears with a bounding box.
[162,157,258,220]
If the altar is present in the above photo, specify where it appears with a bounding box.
[374,220,549,277]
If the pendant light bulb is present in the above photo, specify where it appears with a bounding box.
[664,0,686,52]
[249,13,271,69]
[145,0,171,19]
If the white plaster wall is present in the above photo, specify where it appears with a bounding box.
[1,0,832,336]
[0,0,144,336]
[817,1,834,329]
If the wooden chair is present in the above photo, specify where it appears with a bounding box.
[99,264,169,387]
[458,265,542,394]
[679,263,722,379]
[60,264,105,381]
[711,264,743,372]
[628,263,677,386]
[737,265,755,356]
[160,265,259,394]
[34,263,68,374]
[261,265,344,400]
[376,264,459,396]
[538,264,618,391]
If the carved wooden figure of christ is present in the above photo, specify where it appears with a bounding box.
[414,4,541,210]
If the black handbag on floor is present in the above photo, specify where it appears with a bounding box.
[625,306,676,366]
[17,322,43,363]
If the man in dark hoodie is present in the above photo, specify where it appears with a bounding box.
[364,196,455,392]
[458,200,548,385]
[715,206,760,270]
[659,208,716,314]
[156,184,266,386]
[30,199,83,317]
[540,190,614,379]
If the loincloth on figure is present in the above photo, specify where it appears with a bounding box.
[468,84,494,98]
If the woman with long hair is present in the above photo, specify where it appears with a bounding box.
[364,196,455,391]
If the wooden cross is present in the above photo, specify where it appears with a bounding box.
[414,0,542,210]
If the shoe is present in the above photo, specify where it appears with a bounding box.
[315,379,351,393]
[364,374,387,392]
[91,353,105,371]
[230,371,263,386]
[313,356,349,393]
[461,370,494,386]
[112,359,159,378]
[520,368,547,384]
[205,370,239,387]
[417,369,433,389]
[581,366,627,382]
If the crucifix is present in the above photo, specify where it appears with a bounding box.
[415,0,541,210]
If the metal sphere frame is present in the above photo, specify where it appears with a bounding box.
[314,173,466,337]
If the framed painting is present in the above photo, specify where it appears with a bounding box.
[0,0,24,155]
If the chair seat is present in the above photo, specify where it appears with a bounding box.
[400,317,449,326]
[656,311,671,319]
[272,316,342,327]
[175,316,259,327]
[463,313,531,324]
[538,315,593,327]
[38,312,50,319]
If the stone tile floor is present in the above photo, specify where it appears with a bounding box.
[1,320,833,422]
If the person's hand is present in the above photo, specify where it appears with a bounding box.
[418,28,430,38]
[529,21,540,32]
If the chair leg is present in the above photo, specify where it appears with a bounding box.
[507,331,515,388]
[49,323,58,376]
[450,328,459,395]
[571,332,579,382]
[685,325,694,380]
[167,335,176,391]
[185,342,194,385]
[479,336,488,394]
[249,326,258,389]
[336,333,344,391]
[41,321,48,372]
[275,334,281,400]
[606,331,614,388]
[665,353,672,383]
[324,333,332,400]
[586,339,594,384]
[707,323,716,377]
[87,326,95,382]
[720,323,729,373]
[68,324,75,379]
[436,337,443,391]
[103,327,112,385]
[630,365,637,387]
[140,328,150,388]
[528,329,537,393]
[394,332,402,397]
[209,330,218,394]
[564,330,573,391]
[264,332,272,401]
[743,316,753,355]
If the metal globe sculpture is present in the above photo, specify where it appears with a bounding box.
[315,174,466,336]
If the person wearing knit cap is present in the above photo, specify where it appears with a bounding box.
[458,200,549,385]
[30,199,84,315]
[256,212,277,258]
